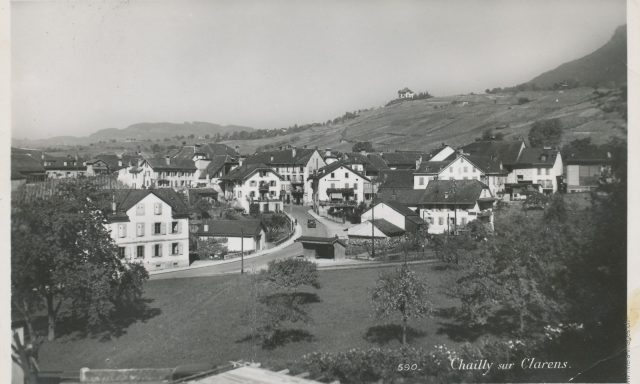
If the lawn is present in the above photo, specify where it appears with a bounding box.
[38,263,464,372]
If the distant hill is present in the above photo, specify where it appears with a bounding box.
[527,25,626,89]
[13,121,254,147]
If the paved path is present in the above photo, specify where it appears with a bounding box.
[150,204,331,280]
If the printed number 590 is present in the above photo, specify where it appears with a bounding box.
[397,363,419,371]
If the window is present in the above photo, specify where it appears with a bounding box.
[118,247,126,259]
[172,243,179,255]
[250,191,256,198]
[270,191,276,197]
[154,222,162,235]
[345,172,349,178]
[250,180,256,186]
[237,191,242,198]
[463,166,468,173]
[344,183,349,188]
[537,168,541,175]
[136,245,145,258]
[153,202,162,215]
[136,223,145,237]
[331,172,335,178]
[438,217,443,225]
[270,180,276,186]
[461,217,467,226]
[449,167,453,173]
[473,167,476,173]
[171,221,179,234]
[354,183,358,190]
[153,244,162,257]
[419,177,424,185]
[428,217,434,224]
[136,203,145,215]
[545,168,550,175]
[118,223,127,238]
[300,166,304,173]
[330,183,335,188]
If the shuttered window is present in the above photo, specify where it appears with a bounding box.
[136,223,145,237]
[136,203,145,216]
[154,202,162,215]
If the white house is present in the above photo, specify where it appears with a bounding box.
[347,219,406,239]
[105,189,191,271]
[117,156,198,189]
[397,87,415,99]
[311,161,371,206]
[244,146,326,204]
[505,148,563,197]
[220,163,285,214]
[195,219,266,253]
[43,155,87,179]
[360,201,425,233]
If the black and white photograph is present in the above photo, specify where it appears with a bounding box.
[5,0,635,383]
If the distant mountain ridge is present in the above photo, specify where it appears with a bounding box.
[14,121,254,147]
[527,25,626,89]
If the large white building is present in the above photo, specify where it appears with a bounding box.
[505,148,563,196]
[311,161,371,207]
[220,163,285,214]
[117,157,197,189]
[105,189,191,271]
[244,147,326,204]
[195,219,267,254]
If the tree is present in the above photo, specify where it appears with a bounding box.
[528,118,562,148]
[11,180,148,341]
[196,238,228,260]
[371,264,432,345]
[352,141,374,153]
[264,258,320,290]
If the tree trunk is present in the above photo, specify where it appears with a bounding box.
[402,316,407,346]
[46,294,56,341]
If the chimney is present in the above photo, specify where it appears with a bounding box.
[415,156,422,170]
[165,156,171,165]
[292,147,297,158]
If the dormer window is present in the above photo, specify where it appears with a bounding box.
[540,155,547,162]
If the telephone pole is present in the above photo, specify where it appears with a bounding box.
[241,227,244,274]
[370,180,375,258]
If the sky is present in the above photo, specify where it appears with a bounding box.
[11,0,627,140]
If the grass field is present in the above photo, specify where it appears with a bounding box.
[38,263,464,372]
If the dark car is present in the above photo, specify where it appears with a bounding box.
[307,218,316,228]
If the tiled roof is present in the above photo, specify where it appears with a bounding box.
[464,155,506,174]
[106,189,190,221]
[221,163,282,181]
[416,160,450,174]
[421,180,490,205]
[205,155,237,178]
[564,148,611,165]
[371,219,405,237]
[172,143,239,159]
[145,157,197,171]
[377,170,414,189]
[367,153,390,171]
[376,188,424,206]
[196,219,265,237]
[460,140,524,165]
[343,153,390,173]
[43,155,87,170]
[381,152,428,168]
[245,148,317,166]
[313,161,370,181]
[511,148,559,168]
[380,200,420,217]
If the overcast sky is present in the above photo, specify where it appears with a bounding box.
[12,0,626,140]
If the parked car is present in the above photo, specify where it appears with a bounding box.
[307,218,316,228]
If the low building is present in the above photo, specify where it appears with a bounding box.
[296,236,347,259]
[220,163,284,214]
[11,153,47,189]
[347,219,406,239]
[196,219,266,253]
[564,149,611,192]
[43,155,87,178]
[360,201,425,234]
[105,189,191,271]
[505,148,563,195]
[397,87,415,99]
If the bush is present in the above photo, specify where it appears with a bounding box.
[517,97,531,105]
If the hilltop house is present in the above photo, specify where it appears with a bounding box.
[397,87,415,99]
[195,219,266,253]
[105,189,191,271]
[220,163,284,214]
[244,146,326,204]
[310,161,371,213]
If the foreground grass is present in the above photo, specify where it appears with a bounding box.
[38,263,462,372]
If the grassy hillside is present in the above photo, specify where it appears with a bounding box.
[528,25,626,89]
[224,87,626,154]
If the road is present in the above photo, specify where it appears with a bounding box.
[150,204,325,280]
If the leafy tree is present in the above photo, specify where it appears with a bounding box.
[352,141,374,153]
[528,118,562,148]
[191,197,214,219]
[371,264,432,345]
[264,258,320,290]
[196,238,228,260]
[11,180,148,341]
[431,234,475,265]
[523,190,549,210]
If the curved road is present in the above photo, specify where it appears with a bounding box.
[150,204,326,280]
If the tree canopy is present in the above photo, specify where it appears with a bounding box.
[528,118,562,148]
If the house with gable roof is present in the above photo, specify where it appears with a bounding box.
[220,163,285,214]
[397,87,415,99]
[244,146,326,204]
[105,189,191,271]
[195,219,267,253]
[310,161,371,211]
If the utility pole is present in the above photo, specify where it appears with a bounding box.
[370,180,375,258]
[452,179,457,235]
[241,227,244,274]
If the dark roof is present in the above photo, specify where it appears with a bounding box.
[204,155,238,178]
[398,87,413,93]
[511,148,559,168]
[196,219,265,237]
[564,148,611,165]
[343,153,390,173]
[464,155,506,174]
[460,140,524,165]
[106,189,190,221]
[416,160,450,174]
[245,148,317,166]
[376,188,425,206]
[313,161,370,181]
[421,180,490,205]
[378,200,419,217]
[145,157,197,171]
[221,163,282,181]
[381,152,428,167]
[42,155,87,170]
[172,143,239,159]
[11,153,45,177]
[377,170,414,189]
[371,219,405,237]
[188,188,218,205]
[366,153,390,171]
[295,236,347,247]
